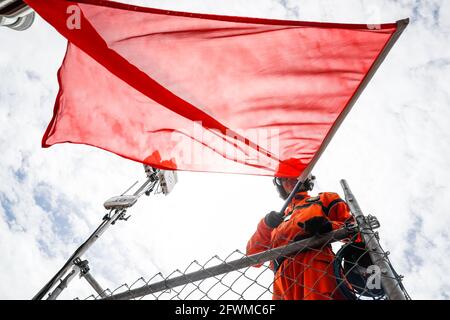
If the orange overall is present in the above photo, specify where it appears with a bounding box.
[246,192,353,300]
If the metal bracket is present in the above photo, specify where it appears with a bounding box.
[344,221,359,235]
[73,258,90,276]
[118,212,131,221]
[366,215,381,230]
[355,214,380,231]
[110,209,131,225]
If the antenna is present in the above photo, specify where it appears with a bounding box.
[32,164,178,300]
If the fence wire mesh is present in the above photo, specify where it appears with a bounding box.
[75,225,409,301]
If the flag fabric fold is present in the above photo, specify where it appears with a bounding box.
[26,0,401,177]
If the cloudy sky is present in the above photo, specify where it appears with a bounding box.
[0,0,449,300]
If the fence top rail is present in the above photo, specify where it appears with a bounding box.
[103,227,351,300]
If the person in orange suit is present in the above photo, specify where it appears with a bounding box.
[246,175,354,300]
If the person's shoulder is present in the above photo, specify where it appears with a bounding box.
[319,192,343,202]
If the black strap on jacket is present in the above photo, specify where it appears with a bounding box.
[324,199,345,216]
[284,198,345,222]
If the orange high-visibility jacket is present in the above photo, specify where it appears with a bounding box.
[246,191,353,300]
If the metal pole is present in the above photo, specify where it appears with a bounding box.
[277,19,409,217]
[299,19,409,181]
[83,273,107,299]
[47,265,80,300]
[104,227,350,300]
[32,175,157,300]
[32,209,124,300]
[74,258,108,299]
[340,179,407,300]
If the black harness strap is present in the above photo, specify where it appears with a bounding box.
[283,203,319,221]
[323,199,345,216]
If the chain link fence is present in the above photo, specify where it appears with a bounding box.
[75,224,410,300]
[35,178,409,301]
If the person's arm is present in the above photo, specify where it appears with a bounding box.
[324,192,361,242]
[322,193,353,229]
[246,218,273,256]
[246,211,283,268]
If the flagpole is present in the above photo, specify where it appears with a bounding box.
[277,19,408,215]
[302,18,409,180]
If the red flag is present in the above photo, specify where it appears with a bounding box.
[26,0,406,177]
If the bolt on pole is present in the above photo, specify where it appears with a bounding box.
[340,179,408,300]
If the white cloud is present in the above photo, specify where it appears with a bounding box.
[0,0,449,300]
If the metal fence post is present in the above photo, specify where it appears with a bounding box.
[340,179,409,300]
